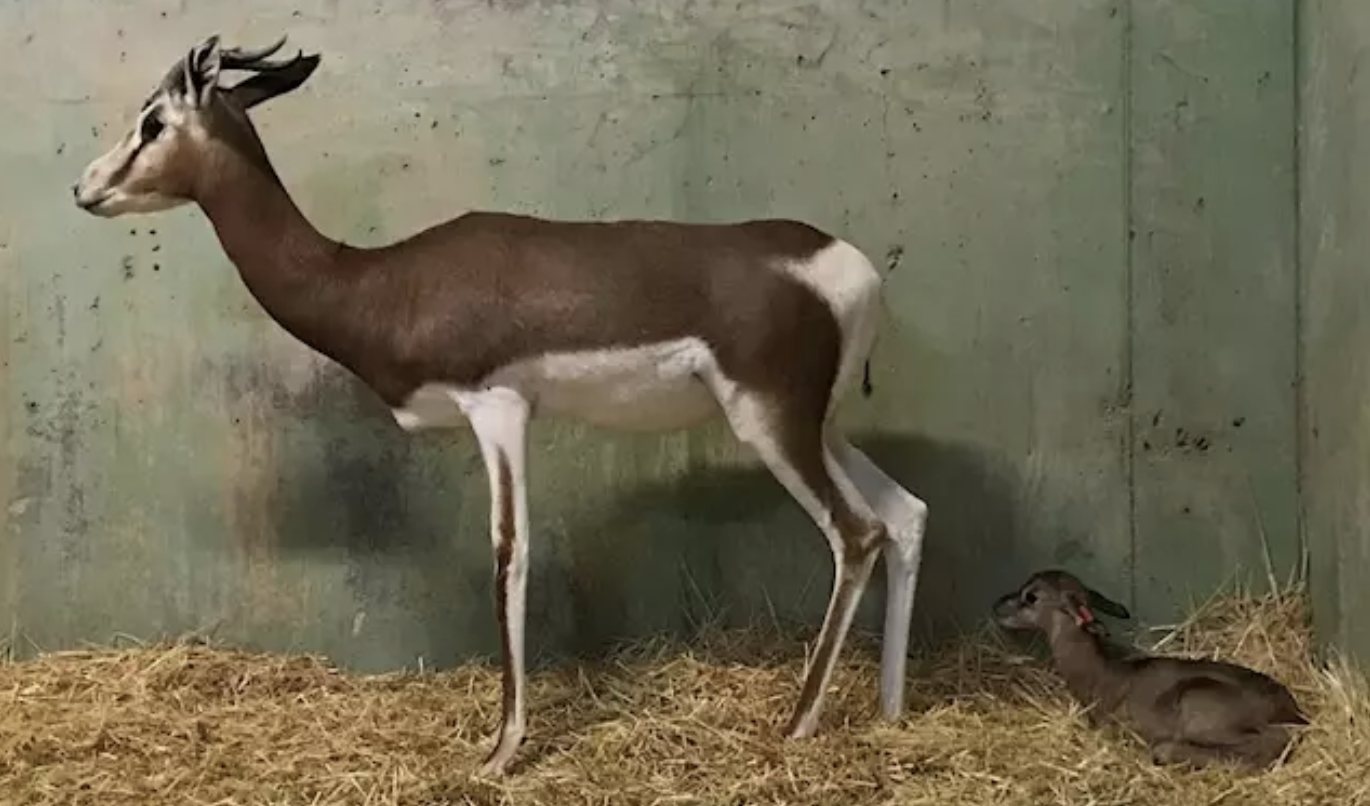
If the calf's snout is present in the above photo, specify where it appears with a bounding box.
[991,591,1030,629]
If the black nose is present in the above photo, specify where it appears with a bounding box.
[71,184,79,198]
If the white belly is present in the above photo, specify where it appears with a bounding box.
[393,338,721,432]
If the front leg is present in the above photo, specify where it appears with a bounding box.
[460,388,532,777]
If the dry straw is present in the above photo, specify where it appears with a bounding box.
[0,586,1364,805]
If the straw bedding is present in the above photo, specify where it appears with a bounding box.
[0,588,1364,805]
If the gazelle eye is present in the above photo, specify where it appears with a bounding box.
[140,112,166,141]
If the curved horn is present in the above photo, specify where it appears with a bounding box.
[228,50,308,74]
[221,35,288,68]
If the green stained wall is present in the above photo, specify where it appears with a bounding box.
[0,0,1306,672]
[1302,0,1370,664]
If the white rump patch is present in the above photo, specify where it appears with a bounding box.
[777,238,885,409]
[780,239,884,322]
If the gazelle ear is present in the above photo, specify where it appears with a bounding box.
[183,35,223,107]
[1085,585,1131,620]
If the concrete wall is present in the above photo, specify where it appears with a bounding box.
[1302,1,1370,663]
[0,0,1300,671]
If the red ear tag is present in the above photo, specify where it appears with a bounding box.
[1075,606,1095,626]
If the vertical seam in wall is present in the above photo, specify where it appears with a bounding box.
[0,244,10,654]
[1291,0,1307,592]
[1121,0,1138,612]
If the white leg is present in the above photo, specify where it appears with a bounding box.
[458,388,532,777]
[828,434,927,720]
[710,379,885,739]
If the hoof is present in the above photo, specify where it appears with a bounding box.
[476,730,525,778]
[477,751,514,778]
[1149,742,1183,766]
[783,714,820,740]
[476,758,508,778]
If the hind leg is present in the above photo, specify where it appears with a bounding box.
[1161,685,1298,769]
[827,434,927,720]
[1151,740,1214,766]
[710,378,886,739]
[1151,725,1293,769]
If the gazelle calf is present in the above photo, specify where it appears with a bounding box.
[73,35,930,775]
[992,570,1306,769]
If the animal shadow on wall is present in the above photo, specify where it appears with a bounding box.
[554,430,1029,657]
[213,355,495,655]
[218,352,1033,663]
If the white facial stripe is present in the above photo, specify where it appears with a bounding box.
[91,103,163,193]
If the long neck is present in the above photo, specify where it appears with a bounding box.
[1046,617,1126,710]
[193,138,357,361]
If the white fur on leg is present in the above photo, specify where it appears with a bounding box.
[829,436,928,720]
[457,387,532,777]
[707,373,883,738]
